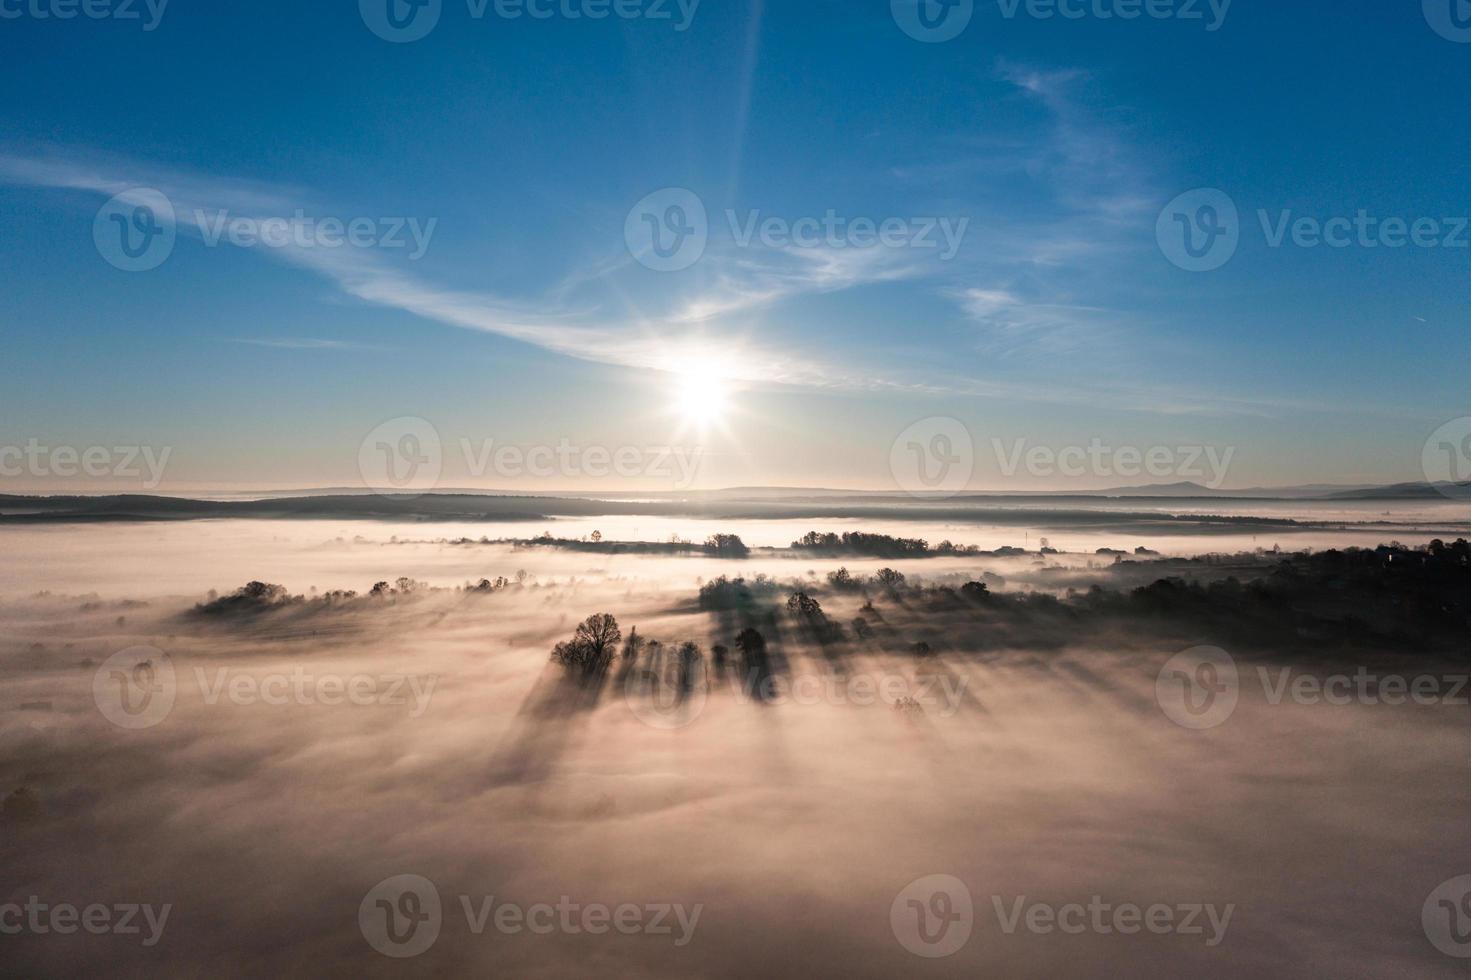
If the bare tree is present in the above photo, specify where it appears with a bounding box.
[551,613,622,674]
[874,568,906,590]
[574,613,621,660]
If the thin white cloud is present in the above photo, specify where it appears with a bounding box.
[0,146,1387,420]
[952,286,1120,358]
[668,243,929,324]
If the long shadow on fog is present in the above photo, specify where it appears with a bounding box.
[483,662,615,788]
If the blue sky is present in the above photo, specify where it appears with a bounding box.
[1,0,1467,492]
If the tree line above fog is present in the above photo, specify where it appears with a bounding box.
[187,540,1471,667]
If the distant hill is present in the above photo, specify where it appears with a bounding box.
[1080,481,1382,499]
[1323,481,1471,500]
[691,481,1417,500]
[1,481,1465,520]
[670,481,1439,501]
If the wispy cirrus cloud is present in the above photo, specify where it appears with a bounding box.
[0,146,979,393]
[0,147,923,389]
[951,286,1121,358]
[891,63,1162,362]
[668,241,931,324]
[0,144,1378,419]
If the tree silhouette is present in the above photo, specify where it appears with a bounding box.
[874,568,906,590]
[787,592,823,618]
[676,641,703,691]
[575,613,621,659]
[705,534,750,558]
[551,613,622,673]
[735,627,766,662]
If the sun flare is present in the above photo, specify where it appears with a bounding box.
[673,369,729,427]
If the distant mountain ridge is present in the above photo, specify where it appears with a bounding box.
[0,485,1467,533]
[0,481,1466,512]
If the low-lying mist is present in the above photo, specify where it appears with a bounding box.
[1,522,1468,977]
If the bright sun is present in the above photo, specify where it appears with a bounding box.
[674,369,729,427]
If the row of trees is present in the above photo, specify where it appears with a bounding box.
[705,534,750,558]
[791,531,984,558]
[551,614,773,677]
[826,566,908,592]
[698,574,783,610]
